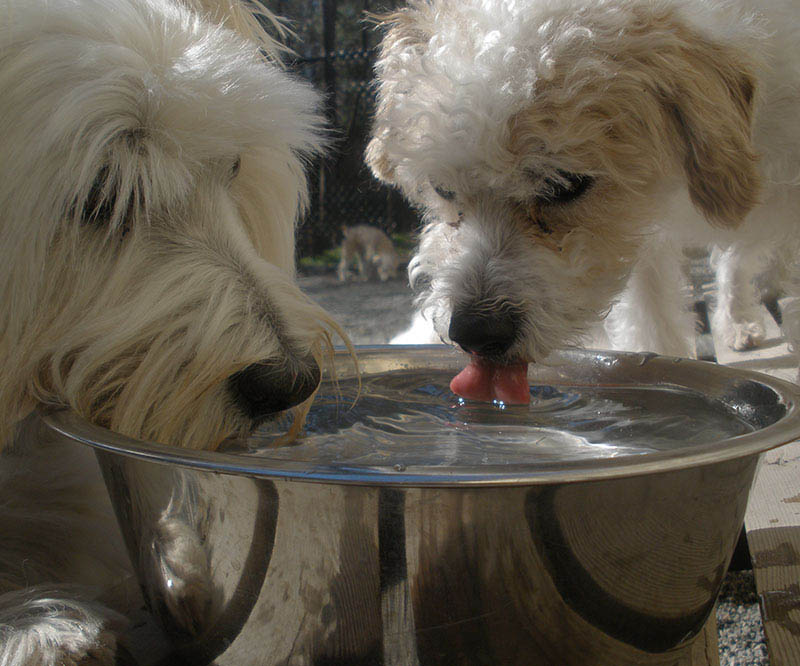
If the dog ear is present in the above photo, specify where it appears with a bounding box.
[365,133,397,184]
[659,34,761,228]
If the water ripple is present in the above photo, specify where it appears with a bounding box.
[243,369,753,467]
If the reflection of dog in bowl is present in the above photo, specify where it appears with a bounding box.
[368,0,800,401]
[337,224,400,282]
[0,0,341,661]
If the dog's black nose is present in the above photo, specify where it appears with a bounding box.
[448,304,519,356]
[228,355,321,420]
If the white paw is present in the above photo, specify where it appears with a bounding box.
[0,589,125,666]
[52,628,119,666]
[728,320,766,351]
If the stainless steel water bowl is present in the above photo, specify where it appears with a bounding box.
[42,347,800,665]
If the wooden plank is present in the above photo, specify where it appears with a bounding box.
[693,616,721,666]
[744,443,800,666]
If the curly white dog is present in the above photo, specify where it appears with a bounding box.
[370,0,800,402]
[0,0,340,662]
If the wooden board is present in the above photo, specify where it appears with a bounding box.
[745,443,800,666]
[692,619,721,666]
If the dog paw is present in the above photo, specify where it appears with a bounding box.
[53,628,119,666]
[728,321,766,351]
[17,636,118,666]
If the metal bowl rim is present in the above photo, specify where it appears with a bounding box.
[40,346,800,486]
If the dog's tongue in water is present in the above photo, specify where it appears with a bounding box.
[450,356,530,404]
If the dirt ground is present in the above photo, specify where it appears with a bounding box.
[299,271,418,345]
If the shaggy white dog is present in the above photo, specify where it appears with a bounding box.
[0,0,340,661]
[369,0,800,402]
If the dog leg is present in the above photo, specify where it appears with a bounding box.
[355,252,370,282]
[337,245,351,282]
[390,310,440,345]
[604,236,694,357]
[711,243,768,351]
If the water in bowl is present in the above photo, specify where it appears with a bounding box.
[243,368,753,467]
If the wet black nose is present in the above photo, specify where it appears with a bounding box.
[229,355,321,420]
[448,304,519,356]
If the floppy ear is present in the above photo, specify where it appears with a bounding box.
[660,35,761,228]
[365,132,397,184]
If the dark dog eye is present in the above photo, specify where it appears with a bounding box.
[230,156,241,180]
[432,183,456,201]
[79,167,132,238]
[81,166,116,225]
[538,171,593,205]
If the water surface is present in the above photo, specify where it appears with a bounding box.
[244,369,753,468]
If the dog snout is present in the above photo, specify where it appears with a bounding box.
[448,303,519,356]
[229,355,321,420]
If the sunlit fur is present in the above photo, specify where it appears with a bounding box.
[0,0,343,661]
[0,0,343,450]
[370,0,800,363]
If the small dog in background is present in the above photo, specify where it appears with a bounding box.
[337,224,400,282]
[367,0,800,400]
[0,0,342,661]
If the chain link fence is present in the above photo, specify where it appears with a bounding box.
[267,0,418,258]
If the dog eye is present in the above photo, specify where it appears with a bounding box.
[230,156,241,180]
[80,167,116,225]
[538,171,593,205]
[432,183,456,201]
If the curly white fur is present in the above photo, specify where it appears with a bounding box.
[0,0,340,662]
[371,0,800,366]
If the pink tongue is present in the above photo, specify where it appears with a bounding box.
[450,357,530,404]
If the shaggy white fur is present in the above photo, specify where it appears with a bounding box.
[0,0,340,661]
[371,0,800,380]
